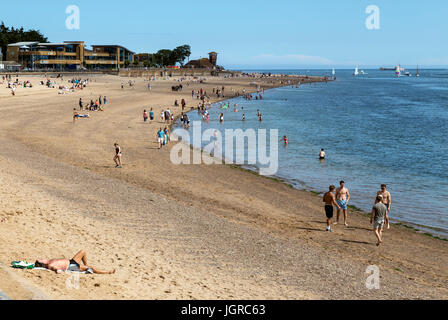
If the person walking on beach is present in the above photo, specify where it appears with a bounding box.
[335,181,351,227]
[113,143,123,168]
[149,108,154,121]
[157,128,165,149]
[371,195,387,246]
[377,184,392,230]
[323,186,341,232]
[143,110,148,122]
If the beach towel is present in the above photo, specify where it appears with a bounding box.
[11,261,34,269]
[11,261,91,274]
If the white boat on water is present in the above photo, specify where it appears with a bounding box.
[416,65,420,77]
[332,68,335,76]
[353,66,359,76]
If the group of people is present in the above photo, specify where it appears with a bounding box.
[323,182,391,246]
[143,108,155,122]
[180,113,191,128]
[73,96,108,122]
[2,76,33,96]
[68,78,89,90]
[160,108,174,124]
[156,127,171,149]
[79,96,107,111]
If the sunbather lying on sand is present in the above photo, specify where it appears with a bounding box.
[73,109,90,122]
[34,250,115,274]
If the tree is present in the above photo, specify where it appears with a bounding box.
[172,45,191,66]
[0,22,48,59]
[124,59,131,68]
[152,45,191,67]
[154,49,174,67]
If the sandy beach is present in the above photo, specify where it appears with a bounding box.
[0,73,447,300]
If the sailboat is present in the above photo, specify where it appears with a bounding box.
[332,68,335,76]
[416,65,420,77]
[353,66,359,76]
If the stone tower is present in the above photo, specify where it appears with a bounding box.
[208,52,218,67]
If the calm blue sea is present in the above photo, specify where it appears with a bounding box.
[179,69,448,237]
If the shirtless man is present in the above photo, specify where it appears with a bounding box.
[335,181,351,227]
[377,184,391,229]
[34,250,115,274]
[323,186,341,232]
[319,149,326,160]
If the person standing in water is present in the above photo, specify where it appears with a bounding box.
[323,185,341,232]
[319,149,326,160]
[242,114,246,121]
[377,184,392,230]
[113,143,122,168]
[335,181,351,227]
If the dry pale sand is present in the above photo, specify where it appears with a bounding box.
[0,74,447,300]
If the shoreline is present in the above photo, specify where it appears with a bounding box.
[176,85,448,241]
[0,73,447,300]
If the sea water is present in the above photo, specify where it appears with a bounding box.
[179,69,448,237]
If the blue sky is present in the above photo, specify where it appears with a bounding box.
[2,0,447,69]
